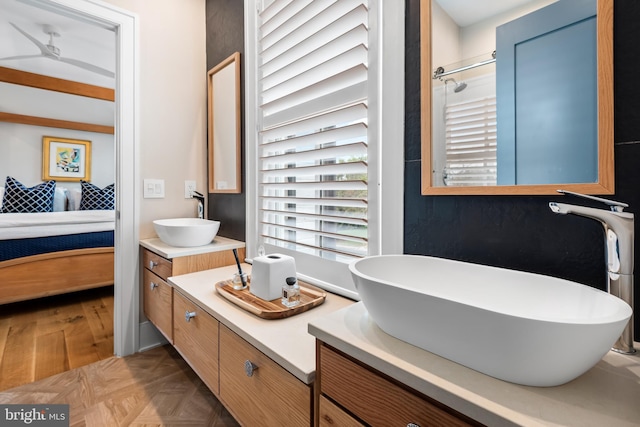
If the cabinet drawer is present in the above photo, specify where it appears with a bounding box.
[172,247,246,276]
[319,395,363,427]
[219,325,311,427]
[142,269,173,343]
[320,345,475,427]
[173,290,219,395]
[142,248,172,280]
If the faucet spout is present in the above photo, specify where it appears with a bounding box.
[548,202,634,275]
[191,190,205,219]
[549,191,635,354]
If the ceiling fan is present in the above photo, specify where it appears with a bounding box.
[0,22,114,78]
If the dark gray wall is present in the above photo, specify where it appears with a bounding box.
[405,0,640,340]
[206,1,640,339]
[205,0,246,241]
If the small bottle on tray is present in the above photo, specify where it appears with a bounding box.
[281,276,300,307]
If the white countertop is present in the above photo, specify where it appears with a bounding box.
[167,263,355,384]
[140,236,245,259]
[308,302,640,427]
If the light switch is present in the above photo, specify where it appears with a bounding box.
[143,179,165,198]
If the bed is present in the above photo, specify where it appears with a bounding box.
[0,204,115,305]
[0,210,115,304]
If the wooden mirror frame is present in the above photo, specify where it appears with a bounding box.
[420,0,614,195]
[208,52,242,193]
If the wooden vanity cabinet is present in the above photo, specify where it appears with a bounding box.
[141,244,315,426]
[173,290,220,395]
[142,268,173,342]
[141,246,245,343]
[316,342,480,427]
[219,325,311,427]
[142,249,174,341]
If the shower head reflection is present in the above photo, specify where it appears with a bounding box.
[444,78,467,93]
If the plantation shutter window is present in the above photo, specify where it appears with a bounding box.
[257,0,370,263]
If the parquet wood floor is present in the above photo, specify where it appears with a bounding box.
[0,345,240,426]
[0,286,115,391]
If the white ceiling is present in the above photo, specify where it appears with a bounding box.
[436,0,541,27]
[0,0,544,89]
[0,0,116,87]
[0,0,547,84]
[0,0,116,127]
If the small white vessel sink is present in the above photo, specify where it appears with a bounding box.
[349,255,632,387]
[153,218,220,247]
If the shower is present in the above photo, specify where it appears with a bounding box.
[444,78,467,93]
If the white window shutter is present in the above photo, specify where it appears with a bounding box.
[257,0,370,262]
[444,96,497,186]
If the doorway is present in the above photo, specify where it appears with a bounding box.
[0,0,138,386]
[25,0,139,357]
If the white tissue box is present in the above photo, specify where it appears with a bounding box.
[250,253,296,301]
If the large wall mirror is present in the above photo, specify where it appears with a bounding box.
[421,0,613,195]
[208,52,241,193]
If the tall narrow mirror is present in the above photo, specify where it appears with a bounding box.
[421,0,614,195]
[208,52,241,193]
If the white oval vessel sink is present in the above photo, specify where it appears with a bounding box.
[349,255,632,387]
[153,218,220,247]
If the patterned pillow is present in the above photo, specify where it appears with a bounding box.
[1,177,56,213]
[79,181,115,210]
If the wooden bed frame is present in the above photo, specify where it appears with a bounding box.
[0,247,114,305]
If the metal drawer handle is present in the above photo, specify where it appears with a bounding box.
[407,424,421,427]
[185,311,197,322]
[244,360,258,377]
[149,282,158,290]
[149,260,158,270]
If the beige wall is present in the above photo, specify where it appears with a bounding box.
[460,0,555,61]
[103,0,207,238]
[431,0,461,72]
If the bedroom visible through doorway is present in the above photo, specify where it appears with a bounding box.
[0,0,139,388]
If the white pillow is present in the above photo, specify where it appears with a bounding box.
[0,187,4,209]
[53,187,67,212]
[67,188,82,211]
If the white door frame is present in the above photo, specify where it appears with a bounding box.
[36,0,140,356]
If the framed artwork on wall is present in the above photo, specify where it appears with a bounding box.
[42,136,92,182]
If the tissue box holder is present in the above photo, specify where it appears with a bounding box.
[250,253,296,301]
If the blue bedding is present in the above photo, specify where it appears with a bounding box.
[0,231,114,262]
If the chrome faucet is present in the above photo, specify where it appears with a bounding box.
[549,190,635,354]
[191,190,205,219]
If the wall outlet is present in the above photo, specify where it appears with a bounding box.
[184,180,196,198]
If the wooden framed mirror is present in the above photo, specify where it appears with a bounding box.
[421,0,614,195]
[208,52,241,193]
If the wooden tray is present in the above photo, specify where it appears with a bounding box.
[215,276,326,319]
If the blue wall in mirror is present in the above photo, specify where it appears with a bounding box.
[496,0,598,185]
